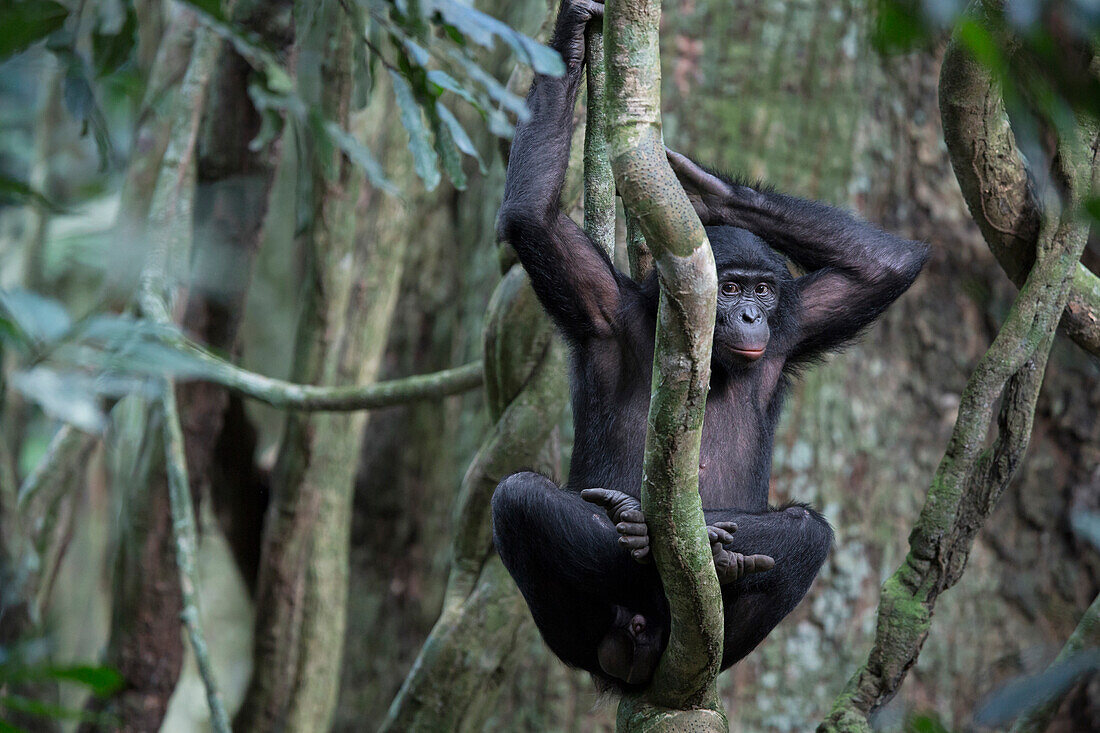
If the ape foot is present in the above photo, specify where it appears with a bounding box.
[581,490,775,581]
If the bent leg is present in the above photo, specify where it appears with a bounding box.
[704,503,834,668]
[492,472,661,677]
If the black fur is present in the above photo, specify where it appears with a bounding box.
[492,0,929,691]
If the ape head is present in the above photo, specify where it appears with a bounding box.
[707,225,797,372]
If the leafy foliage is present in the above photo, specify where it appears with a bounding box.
[0,0,563,195]
[874,0,1100,204]
[0,643,123,731]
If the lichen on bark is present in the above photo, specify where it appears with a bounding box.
[603,0,724,727]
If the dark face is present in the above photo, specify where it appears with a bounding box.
[715,268,778,363]
[706,226,794,370]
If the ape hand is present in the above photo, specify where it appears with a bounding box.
[550,0,604,72]
[708,521,775,584]
[580,488,651,564]
[665,147,738,226]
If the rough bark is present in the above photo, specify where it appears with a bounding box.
[819,25,1099,733]
[234,1,408,728]
[380,264,567,731]
[605,0,724,727]
[81,10,222,730]
[184,0,294,594]
[937,2,1100,358]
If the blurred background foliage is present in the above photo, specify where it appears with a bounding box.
[0,0,1097,731]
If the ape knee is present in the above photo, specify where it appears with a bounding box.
[492,471,552,553]
[781,502,834,568]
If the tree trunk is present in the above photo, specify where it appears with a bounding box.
[662,1,1099,730]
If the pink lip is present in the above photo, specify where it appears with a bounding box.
[732,347,765,360]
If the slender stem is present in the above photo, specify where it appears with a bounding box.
[584,22,616,258]
[170,341,484,411]
[162,380,231,733]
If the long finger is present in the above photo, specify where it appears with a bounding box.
[617,522,647,537]
[665,147,728,194]
[744,554,775,574]
[580,488,616,506]
[619,535,649,550]
[708,526,735,545]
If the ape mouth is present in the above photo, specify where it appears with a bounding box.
[731,346,766,360]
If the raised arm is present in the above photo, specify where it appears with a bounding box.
[497,0,620,344]
[667,149,929,361]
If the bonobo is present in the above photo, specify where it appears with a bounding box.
[492,0,929,690]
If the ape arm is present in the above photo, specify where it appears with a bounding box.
[667,150,930,361]
[497,1,621,343]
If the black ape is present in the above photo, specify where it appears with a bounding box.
[492,0,928,690]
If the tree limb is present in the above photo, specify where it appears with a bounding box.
[604,0,724,727]
[161,378,232,733]
[819,46,1099,729]
[584,20,616,258]
[939,4,1100,358]
[170,341,484,411]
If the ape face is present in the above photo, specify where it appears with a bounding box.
[707,226,796,371]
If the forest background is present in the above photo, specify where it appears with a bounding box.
[0,0,1098,731]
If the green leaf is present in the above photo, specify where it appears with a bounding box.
[429,106,466,190]
[322,121,400,195]
[956,18,1006,77]
[974,651,1100,727]
[92,2,137,77]
[58,56,115,169]
[44,665,124,697]
[0,0,69,61]
[390,71,441,191]
[1083,196,1100,223]
[435,102,484,173]
[433,1,564,77]
[0,720,25,733]
[426,69,481,111]
[447,48,528,121]
[0,289,72,344]
[0,175,63,211]
[174,0,226,23]
[10,368,107,433]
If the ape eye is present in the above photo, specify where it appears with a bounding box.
[755,283,772,297]
[721,282,741,296]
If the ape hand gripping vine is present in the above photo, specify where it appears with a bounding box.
[492,0,928,690]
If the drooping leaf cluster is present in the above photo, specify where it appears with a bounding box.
[0,0,565,198]
[873,0,1100,217]
[0,289,274,432]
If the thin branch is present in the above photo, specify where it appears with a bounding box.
[167,340,484,410]
[583,21,615,258]
[161,379,231,733]
[819,84,1099,733]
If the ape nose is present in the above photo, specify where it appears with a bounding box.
[740,305,762,324]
